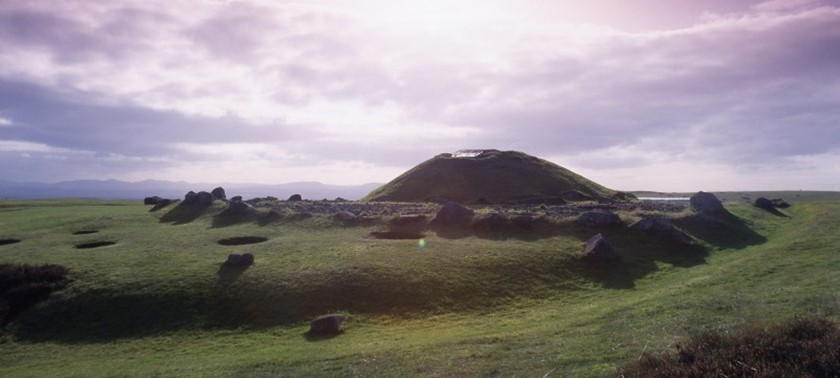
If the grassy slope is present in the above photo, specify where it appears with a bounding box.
[363,150,617,203]
[0,199,838,376]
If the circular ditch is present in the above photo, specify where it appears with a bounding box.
[75,241,117,249]
[0,238,22,246]
[72,230,99,235]
[370,231,425,240]
[217,236,269,246]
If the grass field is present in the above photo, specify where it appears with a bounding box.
[0,195,839,377]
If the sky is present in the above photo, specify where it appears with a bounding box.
[1,0,839,191]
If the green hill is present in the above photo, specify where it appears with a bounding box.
[0,196,838,376]
[363,150,621,203]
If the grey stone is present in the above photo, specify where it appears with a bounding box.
[631,217,693,244]
[431,201,475,228]
[583,233,618,259]
[288,194,303,202]
[310,314,345,334]
[754,197,774,211]
[184,190,214,205]
[144,196,163,205]
[388,214,428,234]
[690,191,725,214]
[211,187,227,201]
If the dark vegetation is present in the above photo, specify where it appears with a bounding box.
[621,317,840,377]
[0,264,69,327]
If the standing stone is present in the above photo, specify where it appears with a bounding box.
[690,191,725,214]
[211,187,227,201]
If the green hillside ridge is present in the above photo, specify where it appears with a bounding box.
[363,150,620,203]
[0,194,838,376]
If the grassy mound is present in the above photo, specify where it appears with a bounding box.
[0,197,838,376]
[621,317,840,377]
[363,150,620,203]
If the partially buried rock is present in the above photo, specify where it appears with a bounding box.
[577,211,622,227]
[583,233,618,259]
[150,199,176,212]
[224,253,254,266]
[184,191,214,206]
[471,213,508,233]
[388,214,428,234]
[754,197,775,211]
[310,314,346,334]
[772,198,791,208]
[287,194,303,202]
[431,201,475,228]
[631,217,693,244]
[333,211,357,223]
[690,191,725,214]
[227,200,252,213]
[143,196,163,205]
[211,187,227,201]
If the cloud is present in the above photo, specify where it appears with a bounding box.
[0,1,838,189]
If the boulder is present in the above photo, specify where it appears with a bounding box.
[577,211,622,227]
[754,197,775,211]
[431,201,475,228]
[471,213,508,232]
[288,194,303,202]
[211,187,227,201]
[333,211,357,223]
[143,196,163,205]
[224,253,254,266]
[511,214,535,229]
[228,200,252,213]
[230,195,243,202]
[771,198,791,208]
[310,314,346,334]
[184,190,214,205]
[631,217,693,244]
[582,233,618,259]
[388,214,428,234]
[690,191,725,214]
[150,199,176,212]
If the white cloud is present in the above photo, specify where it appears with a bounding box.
[0,1,839,189]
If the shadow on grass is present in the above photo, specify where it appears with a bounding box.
[303,330,344,342]
[673,211,767,250]
[13,289,209,343]
[216,264,250,287]
[757,207,790,218]
[159,203,212,225]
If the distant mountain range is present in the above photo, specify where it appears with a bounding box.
[0,179,382,201]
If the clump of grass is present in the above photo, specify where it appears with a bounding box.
[0,264,69,326]
[620,317,840,377]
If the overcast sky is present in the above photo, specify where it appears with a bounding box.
[1,0,839,191]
